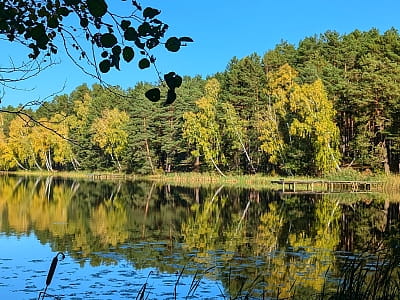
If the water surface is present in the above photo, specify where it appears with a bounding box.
[0,175,398,299]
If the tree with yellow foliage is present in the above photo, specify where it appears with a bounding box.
[91,108,130,171]
[260,64,341,174]
[183,78,226,176]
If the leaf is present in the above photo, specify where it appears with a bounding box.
[47,16,59,29]
[101,51,108,58]
[135,40,145,49]
[164,72,182,89]
[120,20,131,31]
[165,89,177,104]
[80,17,89,28]
[165,37,180,52]
[179,37,194,42]
[138,22,151,37]
[145,88,161,102]
[132,1,142,11]
[31,24,46,41]
[57,7,70,17]
[138,58,150,69]
[100,33,117,48]
[99,59,110,73]
[146,38,159,49]
[124,27,138,41]
[111,54,120,70]
[122,46,134,62]
[87,0,108,18]
[31,23,49,49]
[143,7,161,19]
[64,0,80,5]
[112,45,121,55]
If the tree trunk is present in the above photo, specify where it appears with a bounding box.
[45,150,53,171]
[34,156,42,170]
[14,157,27,170]
[194,156,200,172]
[210,156,226,177]
[143,117,155,174]
[382,139,390,175]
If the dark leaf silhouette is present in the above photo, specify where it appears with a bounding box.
[100,33,118,48]
[165,37,181,52]
[99,59,111,73]
[164,72,183,89]
[122,46,134,62]
[143,7,161,19]
[145,88,161,102]
[166,88,177,104]
[138,58,151,69]
[179,37,194,43]
[87,0,108,17]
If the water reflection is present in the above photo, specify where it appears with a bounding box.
[0,175,400,298]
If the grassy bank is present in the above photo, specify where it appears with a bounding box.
[3,169,399,191]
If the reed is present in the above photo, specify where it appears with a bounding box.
[327,249,400,300]
[383,174,400,192]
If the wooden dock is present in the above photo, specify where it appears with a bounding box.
[87,173,127,180]
[271,179,384,193]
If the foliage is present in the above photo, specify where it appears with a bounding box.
[91,108,129,171]
[261,64,341,175]
[2,28,400,175]
[183,78,225,173]
[0,0,192,103]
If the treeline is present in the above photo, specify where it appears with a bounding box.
[1,28,400,175]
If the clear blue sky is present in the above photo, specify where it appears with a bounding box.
[1,0,400,107]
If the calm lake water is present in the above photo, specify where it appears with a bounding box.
[0,175,399,299]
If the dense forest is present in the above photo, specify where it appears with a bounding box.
[1,28,400,176]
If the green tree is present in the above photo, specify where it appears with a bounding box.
[123,82,159,174]
[221,54,266,172]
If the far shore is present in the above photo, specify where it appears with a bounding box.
[2,169,398,191]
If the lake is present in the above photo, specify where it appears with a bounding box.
[0,175,399,299]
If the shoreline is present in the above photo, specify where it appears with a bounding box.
[0,169,393,190]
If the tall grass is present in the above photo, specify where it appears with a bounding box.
[132,247,400,299]
[383,174,400,192]
[328,249,400,300]
[9,169,400,194]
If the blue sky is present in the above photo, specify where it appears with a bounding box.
[1,0,400,107]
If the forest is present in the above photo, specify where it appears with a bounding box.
[1,28,400,176]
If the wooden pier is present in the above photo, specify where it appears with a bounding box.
[87,173,127,180]
[271,179,384,194]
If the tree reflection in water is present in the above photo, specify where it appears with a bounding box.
[0,175,400,298]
